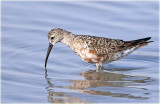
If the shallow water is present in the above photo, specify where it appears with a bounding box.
[1,1,159,103]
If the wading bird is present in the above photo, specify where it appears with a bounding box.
[45,28,153,72]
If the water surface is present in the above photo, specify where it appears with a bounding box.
[1,1,159,103]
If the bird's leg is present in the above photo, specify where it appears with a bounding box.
[96,63,103,72]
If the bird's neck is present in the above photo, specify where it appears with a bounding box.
[60,33,75,49]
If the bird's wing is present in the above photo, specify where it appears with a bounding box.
[75,35,152,56]
[75,35,125,56]
[91,38,126,56]
[88,37,152,56]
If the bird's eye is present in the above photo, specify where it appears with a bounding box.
[51,37,54,40]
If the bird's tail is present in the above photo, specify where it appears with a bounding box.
[125,37,153,48]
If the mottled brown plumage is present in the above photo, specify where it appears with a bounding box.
[45,28,153,72]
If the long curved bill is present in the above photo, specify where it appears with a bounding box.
[45,43,53,68]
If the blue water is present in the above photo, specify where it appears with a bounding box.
[1,1,159,103]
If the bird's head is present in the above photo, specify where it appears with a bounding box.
[45,28,64,68]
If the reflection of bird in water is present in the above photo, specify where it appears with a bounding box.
[69,70,151,89]
[70,70,130,88]
[45,28,153,72]
[69,70,150,100]
[45,68,150,102]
